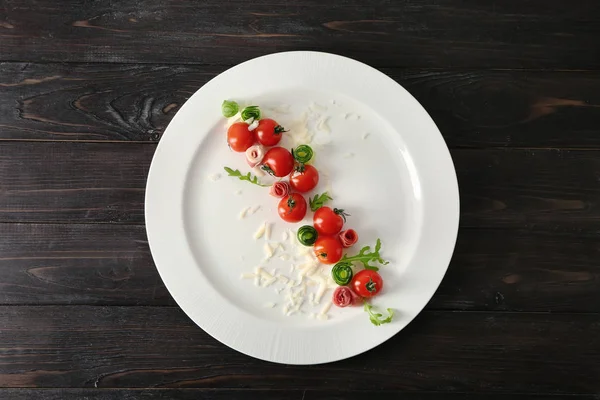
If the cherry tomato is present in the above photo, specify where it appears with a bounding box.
[290,164,319,193]
[262,147,295,177]
[227,122,255,152]
[351,269,383,298]
[313,236,343,264]
[313,206,348,236]
[256,118,285,146]
[277,193,307,223]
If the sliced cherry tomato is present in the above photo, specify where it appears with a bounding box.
[262,147,295,177]
[313,206,349,236]
[256,118,285,146]
[313,236,343,264]
[227,122,255,152]
[351,269,383,298]
[277,193,307,223]
[290,164,319,193]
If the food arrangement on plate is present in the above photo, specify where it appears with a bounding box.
[220,100,393,326]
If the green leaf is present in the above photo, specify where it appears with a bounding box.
[221,100,239,118]
[364,301,394,326]
[223,166,269,187]
[309,192,333,212]
[341,238,389,271]
[241,105,261,121]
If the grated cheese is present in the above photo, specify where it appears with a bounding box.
[279,254,290,261]
[254,222,266,239]
[238,206,251,220]
[263,243,274,259]
[320,301,332,315]
[263,302,276,308]
[281,230,288,241]
[207,173,221,181]
[240,273,255,279]
[250,205,261,215]
[248,119,259,131]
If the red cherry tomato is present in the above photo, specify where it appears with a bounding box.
[290,164,319,193]
[313,236,343,264]
[227,122,255,152]
[313,206,348,236]
[262,147,295,177]
[277,193,307,223]
[351,269,383,298]
[256,118,285,146]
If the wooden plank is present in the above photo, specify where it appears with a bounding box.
[1,224,599,313]
[0,142,153,224]
[1,142,599,227]
[0,223,174,306]
[0,306,598,393]
[2,63,600,147]
[0,389,594,400]
[1,1,599,68]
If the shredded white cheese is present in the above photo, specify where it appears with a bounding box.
[254,222,266,239]
[207,173,221,181]
[320,301,332,315]
[263,302,276,308]
[238,206,251,220]
[263,243,274,259]
[248,119,259,131]
[240,273,255,279]
[281,231,288,241]
[277,275,289,284]
[279,254,290,261]
[249,205,261,215]
[317,313,329,321]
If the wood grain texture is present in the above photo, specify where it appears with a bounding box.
[0,223,173,306]
[1,0,599,68]
[1,224,599,313]
[0,142,153,223]
[1,142,600,227]
[2,63,600,147]
[0,389,595,400]
[0,306,598,393]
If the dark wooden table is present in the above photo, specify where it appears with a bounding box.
[1,1,600,399]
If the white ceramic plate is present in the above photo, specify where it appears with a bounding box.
[145,51,459,365]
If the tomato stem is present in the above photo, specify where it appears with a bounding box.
[333,208,350,223]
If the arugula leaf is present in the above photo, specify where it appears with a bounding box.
[309,192,333,212]
[340,238,388,271]
[224,167,269,187]
[364,301,394,326]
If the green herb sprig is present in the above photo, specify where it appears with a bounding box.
[309,192,332,212]
[224,167,269,187]
[340,238,388,271]
[364,301,394,326]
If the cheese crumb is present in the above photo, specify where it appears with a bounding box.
[238,206,251,220]
[240,273,255,279]
[254,222,266,239]
[263,243,274,259]
[207,173,221,181]
[263,302,276,308]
